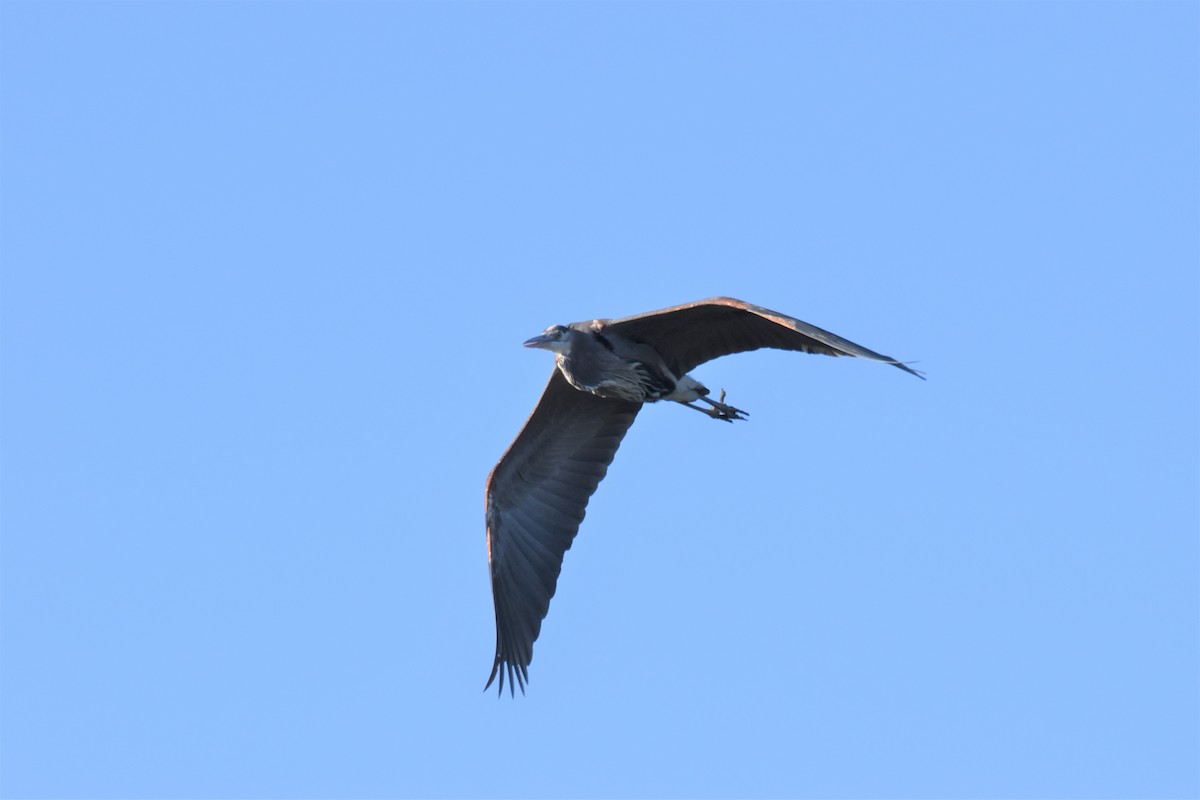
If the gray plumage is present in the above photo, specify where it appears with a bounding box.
[485,297,923,696]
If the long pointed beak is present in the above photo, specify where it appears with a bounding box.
[523,334,553,349]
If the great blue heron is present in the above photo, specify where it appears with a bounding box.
[485,297,922,695]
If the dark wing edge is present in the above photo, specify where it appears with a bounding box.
[597,296,925,379]
[484,370,641,696]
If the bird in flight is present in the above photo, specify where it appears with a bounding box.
[485,297,922,695]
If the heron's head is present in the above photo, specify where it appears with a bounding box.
[523,325,575,354]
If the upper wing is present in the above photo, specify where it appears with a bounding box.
[485,370,641,696]
[595,297,924,379]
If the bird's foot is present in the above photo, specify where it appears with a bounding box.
[696,389,748,423]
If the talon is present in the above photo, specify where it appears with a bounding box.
[704,392,748,422]
[680,389,748,422]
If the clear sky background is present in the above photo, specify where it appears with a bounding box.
[2,2,1197,798]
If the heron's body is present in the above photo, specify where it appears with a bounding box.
[544,325,710,406]
[485,297,922,696]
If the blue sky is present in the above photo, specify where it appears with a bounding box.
[2,1,1197,798]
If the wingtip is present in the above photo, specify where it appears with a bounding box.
[893,360,926,380]
[485,655,527,698]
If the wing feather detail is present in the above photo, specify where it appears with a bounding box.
[485,370,641,696]
[596,296,924,379]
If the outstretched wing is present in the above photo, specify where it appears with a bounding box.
[485,370,641,696]
[596,296,924,379]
